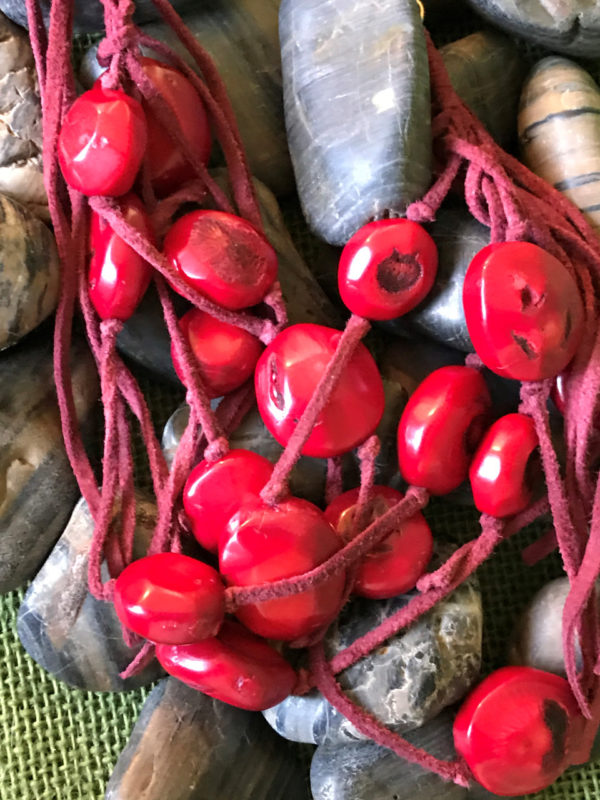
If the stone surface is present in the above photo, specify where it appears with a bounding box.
[466,0,600,57]
[0,331,98,593]
[280,0,431,246]
[17,497,162,691]
[263,558,482,745]
[0,193,59,349]
[105,676,310,800]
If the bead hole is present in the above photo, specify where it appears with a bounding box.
[376,250,422,294]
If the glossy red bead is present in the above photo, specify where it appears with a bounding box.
[88,193,153,321]
[155,620,297,711]
[552,371,568,415]
[113,553,225,645]
[163,210,278,310]
[469,414,539,518]
[463,241,584,381]
[220,496,346,641]
[397,366,492,495]
[324,486,433,599]
[139,57,211,196]
[183,449,275,553]
[453,666,579,796]
[338,219,438,320]
[58,87,147,196]
[254,323,385,458]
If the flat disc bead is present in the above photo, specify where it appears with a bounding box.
[463,241,584,381]
[338,219,438,320]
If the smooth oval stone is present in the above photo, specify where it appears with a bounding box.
[466,0,600,56]
[281,0,431,246]
[105,676,310,800]
[17,497,162,691]
[519,57,600,234]
[0,194,59,349]
[0,331,98,593]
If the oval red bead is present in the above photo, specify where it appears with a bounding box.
[163,210,278,310]
[88,193,153,321]
[324,485,433,599]
[254,323,385,458]
[397,366,492,495]
[155,620,297,711]
[469,413,539,518]
[338,219,438,320]
[113,553,225,645]
[463,241,584,381]
[220,496,346,641]
[58,87,147,196]
[453,666,579,796]
[183,449,275,553]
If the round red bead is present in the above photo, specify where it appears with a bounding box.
[324,485,433,599]
[220,496,346,641]
[88,192,153,321]
[155,620,297,711]
[163,210,278,310]
[58,87,147,196]
[463,241,584,381]
[183,449,275,553]
[469,413,539,518]
[397,366,492,495]
[254,323,385,458]
[113,552,225,645]
[338,219,438,320]
[453,666,579,796]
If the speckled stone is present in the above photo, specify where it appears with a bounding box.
[280,0,431,246]
[105,677,311,800]
[17,497,162,692]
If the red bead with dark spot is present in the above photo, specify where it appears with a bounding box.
[88,193,153,321]
[220,496,346,641]
[183,449,275,553]
[324,485,433,599]
[469,413,539,518]
[397,366,492,495]
[338,219,438,320]
[171,308,263,397]
[163,210,278,310]
[58,87,147,196]
[453,666,579,796]
[254,323,385,458]
[463,242,584,381]
[113,553,225,645]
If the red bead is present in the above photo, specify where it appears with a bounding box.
[155,620,296,711]
[220,496,346,641]
[139,57,211,196]
[88,193,153,321]
[397,366,492,495]
[552,372,568,415]
[469,413,539,518]
[463,242,584,381]
[163,210,278,310]
[254,323,385,458]
[183,449,275,553]
[113,553,225,645]
[171,308,263,397]
[338,219,438,320]
[324,486,433,599]
[453,666,579,796]
[58,87,147,196]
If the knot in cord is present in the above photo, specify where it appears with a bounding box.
[406,199,437,224]
[203,435,229,463]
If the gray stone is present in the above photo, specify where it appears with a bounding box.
[17,497,162,691]
[105,677,310,800]
[0,331,98,593]
[280,0,431,246]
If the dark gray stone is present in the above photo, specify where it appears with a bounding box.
[105,677,310,800]
[17,497,162,691]
[0,332,98,593]
[280,0,431,246]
